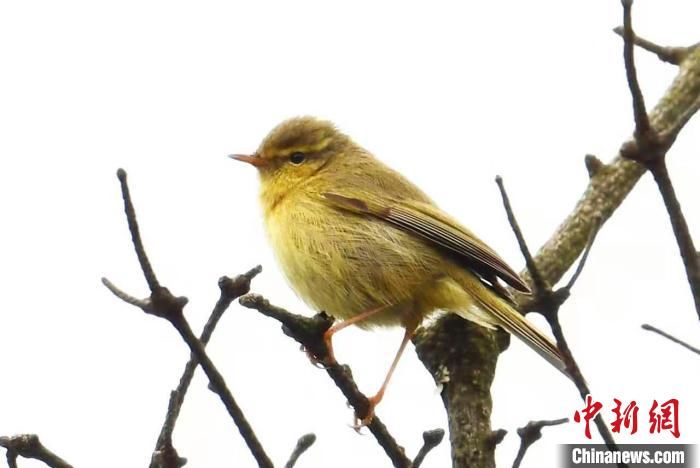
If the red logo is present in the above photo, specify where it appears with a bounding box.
[573,396,680,439]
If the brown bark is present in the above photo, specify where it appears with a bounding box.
[413,43,700,468]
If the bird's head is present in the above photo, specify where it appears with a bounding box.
[231,116,350,189]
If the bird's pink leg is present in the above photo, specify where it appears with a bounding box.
[355,325,416,427]
[322,304,392,364]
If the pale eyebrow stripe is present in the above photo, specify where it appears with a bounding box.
[278,136,333,157]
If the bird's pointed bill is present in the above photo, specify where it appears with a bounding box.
[229,154,267,167]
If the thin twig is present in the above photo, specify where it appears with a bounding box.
[117,168,160,291]
[612,26,690,65]
[495,175,547,293]
[616,3,700,319]
[512,418,568,468]
[641,323,700,356]
[647,161,700,318]
[101,277,150,308]
[412,429,445,468]
[284,433,317,468]
[621,0,651,137]
[150,266,263,468]
[496,177,625,466]
[562,218,600,292]
[0,435,72,468]
[105,169,273,468]
[239,293,414,468]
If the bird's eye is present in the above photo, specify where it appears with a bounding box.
[289,152,306,165]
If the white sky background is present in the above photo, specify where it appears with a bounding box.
[1,1,698,467]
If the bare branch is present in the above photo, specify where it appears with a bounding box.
[150,266,262,468]
[495,175,548,293]
[485,429,508,450]
[116,168,160,291]
[615,3,700,319]
[239,293,413,468]
[621,0,653,139]
[647,162,700,319]
[0,435,72,468]
[284,433,317,468]
[497,176,624,465]
[413,7,700,468]
[612,26,691,66]
[641,323,700,356]
[512,418,569,468]
[412,429,445,468]
[101,277,150,308]
[513,44,700,314]
[562,218,600,293]
[105,169,273,468]
[5,450,17,468]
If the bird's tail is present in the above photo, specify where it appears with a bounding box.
[450,273,571,380]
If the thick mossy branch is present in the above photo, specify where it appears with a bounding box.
[413,316,506,468]
[414,34,700,468]
[515,44,700,310]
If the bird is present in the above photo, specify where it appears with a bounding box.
[231,116,567,425]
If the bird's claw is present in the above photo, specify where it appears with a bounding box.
[301,344,336,369]
[351,397,378,431]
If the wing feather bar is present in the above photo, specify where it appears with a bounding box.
[386,207,530,292]
[322,192,531,293]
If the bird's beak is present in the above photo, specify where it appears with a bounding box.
[228,153,267,168]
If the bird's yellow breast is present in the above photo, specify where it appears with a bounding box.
[263,189,445,328]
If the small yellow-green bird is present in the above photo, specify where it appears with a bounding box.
[232,116,567,423]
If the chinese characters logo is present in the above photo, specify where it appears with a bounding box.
[573,396,679,439]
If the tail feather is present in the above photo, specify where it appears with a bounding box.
[478,297,571,380]
[437,273,571,380]
[452,273,571,380]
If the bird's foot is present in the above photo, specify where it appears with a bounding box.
[301,345,329,369]
[300,328,338,369]
[351,394,381,431]
[322,328,338,365]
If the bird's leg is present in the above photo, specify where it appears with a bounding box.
[319,304,392,365]
[354,325,416,428]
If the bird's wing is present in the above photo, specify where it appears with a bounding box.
[322,192,531,293]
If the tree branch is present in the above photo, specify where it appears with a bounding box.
[511,418,569,468]
[413,14,700,466]
[104,169,274,468]
[616,1,700,319]
[641,323,700,356]
[150,266,262,468]
[412,429,445,468]
[496,177,627,466]
[495,175,548,293]
[513,37,700,313]
[612,26,694,66]
[239,293,417,468]
[0,435,72,468]
[645,162,700,318]
[621,0,651,137]
[284,433,317,468]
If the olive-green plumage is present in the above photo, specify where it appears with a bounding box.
[234,116,568,377]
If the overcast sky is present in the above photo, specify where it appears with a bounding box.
[1,1,698,467]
